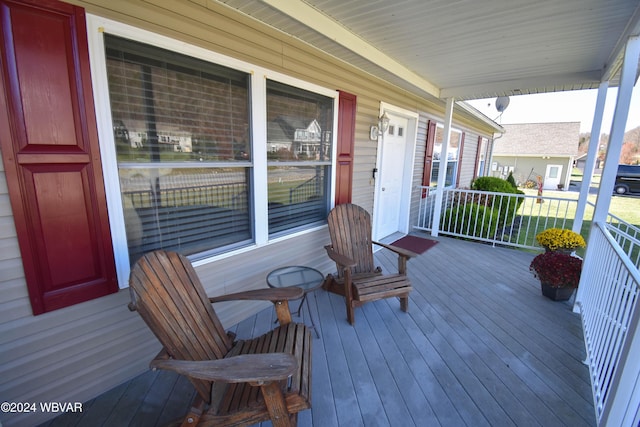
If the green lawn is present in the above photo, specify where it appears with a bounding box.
[519,185,639,258]
[522,189,639,224]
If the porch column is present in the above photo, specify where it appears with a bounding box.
[572,81,608,234]
[575,35,640,309]
[592,35,640,224]
[430,97,454,236]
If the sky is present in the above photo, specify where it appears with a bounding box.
[466,86,640,134]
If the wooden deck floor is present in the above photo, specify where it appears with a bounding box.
[42,235,594,427]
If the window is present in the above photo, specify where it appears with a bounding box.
[266,80,333,235]
[476,137,489,177]
[105,35,252,263]
[99,29,336,268]
[430,125,461,187]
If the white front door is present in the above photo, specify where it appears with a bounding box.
[375,113,409,238]
[544,164,562,190]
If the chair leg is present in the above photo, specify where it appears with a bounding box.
[343,271,356,325]
[400,296,409,312]
[180,396,205,426]
[289,412,299,426]
[347,300,356,325]
[261,381,292,427]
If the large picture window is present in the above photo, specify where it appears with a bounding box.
[101,31,336,267]
[105,35,252,263]
[266,80,333,235]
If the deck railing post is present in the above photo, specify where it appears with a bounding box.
[430,97,454,236]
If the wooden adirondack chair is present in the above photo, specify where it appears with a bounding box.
[323,203,416,325]
[128,250,312,427]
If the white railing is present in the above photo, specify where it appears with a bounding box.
[576,222,640,426]
[415,186,579,250]
[607,212,640,268]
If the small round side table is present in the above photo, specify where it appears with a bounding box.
[266,266,323,338]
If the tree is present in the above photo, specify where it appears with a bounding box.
[620,141,638,165]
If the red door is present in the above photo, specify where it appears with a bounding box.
[0,0,117,314]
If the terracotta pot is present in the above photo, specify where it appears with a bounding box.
[540,282,575,301]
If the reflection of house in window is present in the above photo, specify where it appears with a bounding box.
[267,116,329,159]
[114,119,194,153]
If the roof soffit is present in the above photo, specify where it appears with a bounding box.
[217,0,640,101]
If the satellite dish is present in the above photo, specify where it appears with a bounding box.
[495,96,510,113]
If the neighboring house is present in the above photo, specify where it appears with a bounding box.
[575,152,604,174]
[575,152,588,172]
[491,122,580,190]
[0,1,501,425]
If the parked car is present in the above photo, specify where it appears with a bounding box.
[614,164,640,195]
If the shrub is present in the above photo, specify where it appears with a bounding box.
[471,176,517,193]
[441,203,499,240]
[506,171,517,189]
[470,176,524,225]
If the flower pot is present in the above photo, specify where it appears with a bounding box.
[543,247,573,255]
[540,282,575,301]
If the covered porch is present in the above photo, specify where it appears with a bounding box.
[43,236,593,427]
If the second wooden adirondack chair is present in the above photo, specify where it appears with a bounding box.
[323,203,416,324]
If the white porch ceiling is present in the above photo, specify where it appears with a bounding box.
[216,0,640,101]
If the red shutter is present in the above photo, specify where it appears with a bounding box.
[473,135,483,179]
[455,131,466,187]
[0,0,117,314]
[421,120,437,197]
[335,91,356,205]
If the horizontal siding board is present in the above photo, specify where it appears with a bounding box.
[0,194,13,217]
[0,257,24,284]
[0,237,20,260]
[0,215,17,239]
[459,131,481,187]
[0,278,28,304]
[1,301,143,367]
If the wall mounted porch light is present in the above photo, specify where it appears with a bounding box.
[369,112,390,140]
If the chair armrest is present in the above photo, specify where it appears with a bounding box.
[150,353,297,384]
[373,241,419,259]
[209,287,304,304]
[324,245,357,269]
[210,287,304,326]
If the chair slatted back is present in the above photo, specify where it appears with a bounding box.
[327,204,376,276]
[129,250,233,402]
